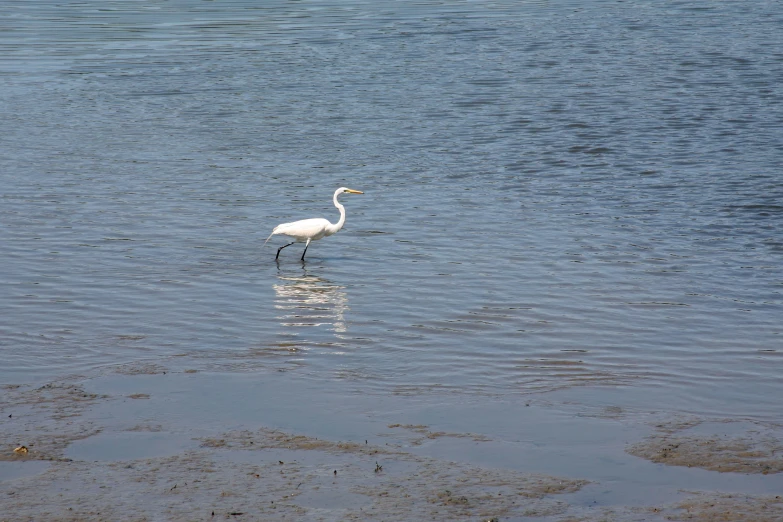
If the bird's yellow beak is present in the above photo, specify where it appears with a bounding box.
[345,189,364,194]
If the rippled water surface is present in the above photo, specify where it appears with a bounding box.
[2,0,782,417]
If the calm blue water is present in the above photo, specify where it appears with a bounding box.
[1,0,782,417]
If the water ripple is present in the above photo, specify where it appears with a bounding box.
[0,0,781,418]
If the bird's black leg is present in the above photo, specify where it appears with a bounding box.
[276,242,295,260]
[300,239,311,261]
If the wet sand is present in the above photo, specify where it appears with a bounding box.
[2,363,783,521]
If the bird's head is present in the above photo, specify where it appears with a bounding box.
[339,187,364,195]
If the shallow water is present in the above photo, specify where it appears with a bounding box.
[1,0,782,424]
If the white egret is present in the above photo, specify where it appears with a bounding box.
[264,187,364,261]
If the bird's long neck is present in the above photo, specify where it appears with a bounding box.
[326,191,346,235]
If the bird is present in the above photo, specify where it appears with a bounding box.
[264,187,364,261]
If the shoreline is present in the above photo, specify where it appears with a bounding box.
[2,364,782,520]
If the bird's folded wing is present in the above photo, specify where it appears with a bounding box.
[273,218,330,238]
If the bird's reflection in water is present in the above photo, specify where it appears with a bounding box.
[273,268,348,334]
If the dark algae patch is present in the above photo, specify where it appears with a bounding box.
[627,418,783,474]
[0,380,104,463]
[667,492,783,522]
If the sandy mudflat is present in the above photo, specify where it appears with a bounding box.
[2,366,783,521]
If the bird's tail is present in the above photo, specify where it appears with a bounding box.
[263,230,276,247]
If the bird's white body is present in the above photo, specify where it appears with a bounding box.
[272,217,337,242]
[264,187,363,260]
